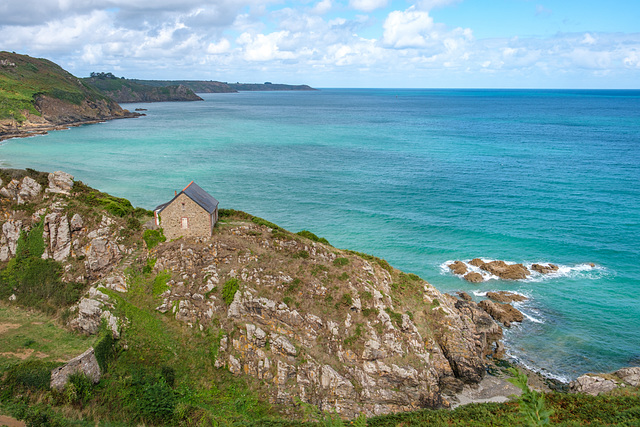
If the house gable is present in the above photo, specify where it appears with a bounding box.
[154,182,219,240]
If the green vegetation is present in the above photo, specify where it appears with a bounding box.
[507,367,553,426]
[0,222,85,313]
[296,230,330,245]
[333,257,349,267]
[0,51,112,122]
[345,250,393,273]
[143,229,167,249]
[83,72,202,103]
[222,278,240,305]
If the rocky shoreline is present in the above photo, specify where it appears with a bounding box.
[0,170,637,419]
[0,112,141,142]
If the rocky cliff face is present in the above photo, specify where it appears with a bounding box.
[0,170,523,418]
[0,52,139,141]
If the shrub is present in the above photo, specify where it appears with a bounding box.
[333,257,349,267]
[143,229,166,249]
[293,250,310,259]
[222,278,240,305]
[94,331,117,372]
[137,377,176,423]
[507,367,553,426]
[3,360,56,391]
[384,307,403,327]
[296,230,330,245]
[152,271,171,296]
[252,216,281,230]
[66,372,94,405]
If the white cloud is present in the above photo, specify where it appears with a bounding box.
[349,0,388,13]
[311,0,332,15]
[207,39,231,54]
[383,8,435,49]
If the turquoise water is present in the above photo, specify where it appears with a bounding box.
[2,89,639,381]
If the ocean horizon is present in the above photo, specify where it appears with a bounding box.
[1,88,639,382]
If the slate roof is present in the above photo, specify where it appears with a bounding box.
[154,181,219,214]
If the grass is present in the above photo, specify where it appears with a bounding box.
[0,305,93,369]
[0,51,111,122]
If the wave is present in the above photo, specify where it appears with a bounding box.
[440,259,607,283]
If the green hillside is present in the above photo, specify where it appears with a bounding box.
[0,52,113,123]
[85,73,203,103]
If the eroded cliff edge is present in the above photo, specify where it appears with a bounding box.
[0,169,513,418]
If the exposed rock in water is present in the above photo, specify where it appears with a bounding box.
[456,291,473,302]
[531,263,559,274]
[486,291,528,303]
[50,348,101,391]
[478,300,524,328]
[448,261,468,275]
[469,258,485,267]
[479,260,529,280]
[464,272,484,283]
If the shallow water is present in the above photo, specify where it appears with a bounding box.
[2,88,639,381]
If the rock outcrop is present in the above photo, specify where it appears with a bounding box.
[50,348,101,391]
[569,367,640,396]
[531,263,559,274]
[486,291,528,303]
[478,300,524,328]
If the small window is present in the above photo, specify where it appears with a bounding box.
[181,217,189,229]
[181,202,186,211]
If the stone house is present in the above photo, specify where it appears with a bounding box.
[154,181,219,240]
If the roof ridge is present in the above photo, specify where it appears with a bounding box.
[182,180,194,192]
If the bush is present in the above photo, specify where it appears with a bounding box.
[296,230,330,245]
[293,250,310,259]
[252,216,281,230]
[333,257,349,267]
[222,278,240,305]
[143,229,166,249]
[138,377,176,423]
[3,360,56,391]
[94,331,117,372]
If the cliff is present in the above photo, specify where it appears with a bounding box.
[85,73,204,103]
[0,169,638,425]
[0,52,139,141]
[0,168,511,420]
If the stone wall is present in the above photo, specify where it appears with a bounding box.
[159,193,212,240]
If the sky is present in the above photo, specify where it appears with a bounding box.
[1,0,639,88]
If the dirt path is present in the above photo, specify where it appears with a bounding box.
[0,415,26,426]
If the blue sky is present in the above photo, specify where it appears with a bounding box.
[1,0,639,88]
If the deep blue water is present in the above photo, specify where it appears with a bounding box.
[2,88,639,381]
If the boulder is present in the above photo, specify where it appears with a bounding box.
[47,171,74,194]
[486,291,528,303]
[0,220,22,261]
[17,176,42,203]
[478,300,523,327]
[456,291,472,302]
[469,258,485,267]
[464,272,484,283]
[531,263,559,274]
[480,261,530,280]
[0,179,19,199]
[50,348,100,391]
[70,213,84,231]
[448,261,468,275]
[569,374,619,396]
[615,367,640,387]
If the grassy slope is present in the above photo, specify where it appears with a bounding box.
[0,52,111,122]
[84,76,202,102]
[0,180,638,426]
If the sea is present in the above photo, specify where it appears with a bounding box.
[1,88,639,382]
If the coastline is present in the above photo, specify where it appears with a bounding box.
[0,112,142,142]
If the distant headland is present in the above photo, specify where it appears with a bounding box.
[0,51,316,141]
